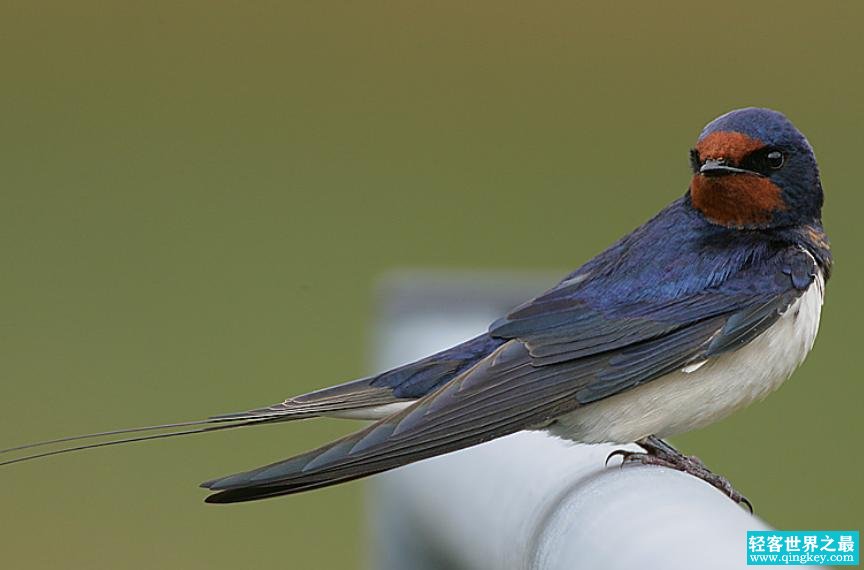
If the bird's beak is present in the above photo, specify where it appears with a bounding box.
[700,158,752,177]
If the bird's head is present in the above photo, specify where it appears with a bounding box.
[688,108,823,230]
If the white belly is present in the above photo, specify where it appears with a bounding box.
[548,271,825,444]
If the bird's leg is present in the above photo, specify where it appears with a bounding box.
[606,435,753,512]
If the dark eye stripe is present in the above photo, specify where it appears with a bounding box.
[689,149,701,172]
[739,147,786,175]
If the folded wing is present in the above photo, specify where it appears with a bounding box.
[203,246,818,502]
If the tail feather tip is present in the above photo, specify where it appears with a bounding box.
[200,472,247,491]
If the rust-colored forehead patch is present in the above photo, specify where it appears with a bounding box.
[695,131,765,164]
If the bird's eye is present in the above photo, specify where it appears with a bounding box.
[766,150,785,169]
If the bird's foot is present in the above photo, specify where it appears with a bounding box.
[606,435,753,512]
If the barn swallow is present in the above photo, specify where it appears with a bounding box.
[1,108,831,508]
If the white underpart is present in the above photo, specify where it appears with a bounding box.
[326,401,414,420]
[549,270,825,444]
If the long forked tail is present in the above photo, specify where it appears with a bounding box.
[0,377,407,468]
[0,333,497,470]
[0,415,286,467]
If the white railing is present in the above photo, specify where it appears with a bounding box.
[368,272,809,570]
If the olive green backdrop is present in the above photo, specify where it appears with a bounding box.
[1,2,861,569]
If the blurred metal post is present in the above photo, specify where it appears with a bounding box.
[368,272,800,570]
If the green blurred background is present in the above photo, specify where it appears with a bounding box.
[1,2,861,568]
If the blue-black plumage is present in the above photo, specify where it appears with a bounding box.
[199,108,831,504]
[0,107,832,507]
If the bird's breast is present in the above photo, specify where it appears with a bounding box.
[548,271,825,444]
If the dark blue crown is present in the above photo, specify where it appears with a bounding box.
[699,108,808,150]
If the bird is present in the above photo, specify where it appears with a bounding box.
[1,107,831,508]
